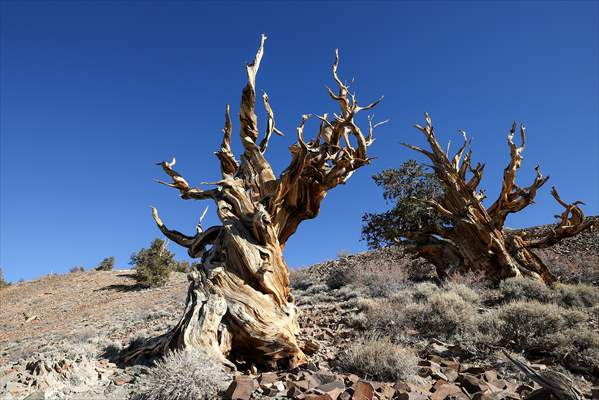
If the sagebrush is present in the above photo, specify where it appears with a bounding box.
[135,350,230,400]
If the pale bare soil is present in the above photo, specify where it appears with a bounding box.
[0,270,188,364]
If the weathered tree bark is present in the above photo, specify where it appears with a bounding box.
[402,115,594,283]
[123,35,383,368]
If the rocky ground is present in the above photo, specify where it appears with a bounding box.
[1,218,598,400]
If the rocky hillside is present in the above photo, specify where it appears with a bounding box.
[0,218,597,400]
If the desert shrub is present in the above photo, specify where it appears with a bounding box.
[342,312,369,329]
[496,301,586,352]
[335,284,368,301]
[443,282,480,304]
[362,298,417,338]
[412,291,477,339]
[499,277,554,303]
[96,256,115,271]
[135,350,230,400]
[357,271,406,298]
[289,269,313,290]
[337,338,417,381]
[361,283,480,339]
[553,283,599,308]
[540,328,599,371]
[326,268,354,290]
[69,266,85,273]
[303,283,328,296]
[456,311,501,352]
[410,282,439,302]
[172,260,191,273]
[130,239,175,288]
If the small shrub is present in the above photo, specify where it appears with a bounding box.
[335,284,367,301]
[457,311,501,352]
[131,239,175,288]
[410,282,438,302]
[443,282,480,304]
[496,301,586,352]
[362,298,415,337]
[135,350,230,400]
[337,338,417,381]
[540,328,599,371]
[303,283,329,296]
[96,257,115,271]
[69,266,85,273]
[499,277,554,303]
[553,283,599,308]
[412,291,476,339]
[342,312,369,329]
[358,271,405,298]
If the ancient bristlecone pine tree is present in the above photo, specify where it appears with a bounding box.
[124,35,383,368]
[402,113,594,283]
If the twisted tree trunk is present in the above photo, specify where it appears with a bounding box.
[402,115,594,283]
[123,35,384,368]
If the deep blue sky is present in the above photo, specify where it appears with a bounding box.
[1,1,598,282]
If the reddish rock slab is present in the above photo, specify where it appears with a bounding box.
[431,383,466,400]
[352,381,374,400]
[225,376,257,400]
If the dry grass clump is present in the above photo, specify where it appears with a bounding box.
[135,350,230,400]
[337,338,417,381]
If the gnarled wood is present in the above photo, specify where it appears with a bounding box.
[401,114,594,283]
[123,35,383,368]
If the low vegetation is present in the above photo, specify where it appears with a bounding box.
[95,257,115,271]
[130,238,176,288]
[134,350,230,400]
[337,338,417,381]
[292,252,599,376]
